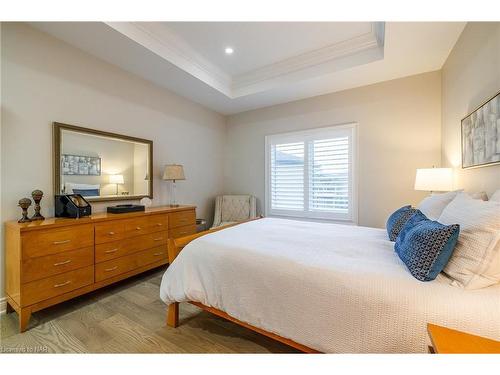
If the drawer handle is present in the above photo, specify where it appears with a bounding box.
[136,227,142,230]
[153,237,163,241]
[104,266,118,272]
[179,231,187,235]
[54,280,71,288]
[53,260,72,266]
[153,252,164,256]
[105,248,119,254]
[179,218,187,222]
[156,223,163,226]
[53,240,71,245]
[108,231,115,235]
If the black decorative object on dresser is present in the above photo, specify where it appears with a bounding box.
[107,204,146,214]
[55,194,92,218]
[31,189,45,221]
[17,198,32,223]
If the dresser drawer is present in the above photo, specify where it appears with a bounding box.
[168,224,197,239]
[95,246,168,282]
[95,254,138,282]
[22,246,94,283]
[123,214,169,237]
[169,210,196,228]
[147,214,168,232]
[95,231,168,263]
[22,224,94,258]
[95,221,126,244]
[137,246,168,267]
[22,266,94,306]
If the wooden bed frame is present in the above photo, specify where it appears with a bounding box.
[165,219,320,353]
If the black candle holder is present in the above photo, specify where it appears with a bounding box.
[18,198,32,223]
[31,189,45,221]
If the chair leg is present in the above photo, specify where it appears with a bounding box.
[167,302,179,328]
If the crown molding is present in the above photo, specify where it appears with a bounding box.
[231,22,385,93]
[105,22,232,97]
[104,22,384,99]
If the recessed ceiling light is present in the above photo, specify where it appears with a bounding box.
[225,47,234,55]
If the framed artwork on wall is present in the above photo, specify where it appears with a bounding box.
[61,154,101,175]
[461,90,500,169]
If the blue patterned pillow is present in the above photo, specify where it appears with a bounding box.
[395,209,428,244]
[386,205,418,241]
[395,219,460,282]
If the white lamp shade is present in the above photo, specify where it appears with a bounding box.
[109,174,124,184]
[414,168,453,192]
[163,164,185,181]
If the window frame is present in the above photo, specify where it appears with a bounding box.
[265,123,358,224]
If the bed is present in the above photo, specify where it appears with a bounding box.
[159,218,500,353]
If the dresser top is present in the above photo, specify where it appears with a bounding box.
[5,205,196,232]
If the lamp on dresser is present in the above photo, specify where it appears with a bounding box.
[162,164,185,207]
[109,174,124,195]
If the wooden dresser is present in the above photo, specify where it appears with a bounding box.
[4,205,196,332]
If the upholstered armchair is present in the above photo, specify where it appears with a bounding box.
[211,195,258,229]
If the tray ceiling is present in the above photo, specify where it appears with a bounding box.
[30,22,465,114]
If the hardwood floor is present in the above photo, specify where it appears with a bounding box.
[0,267,297,353]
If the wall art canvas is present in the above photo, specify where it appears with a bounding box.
[61,154,101,175]
[461,91,500,169]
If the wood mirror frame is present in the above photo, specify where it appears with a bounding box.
[53,122,153,202]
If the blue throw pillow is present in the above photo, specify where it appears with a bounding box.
[395,209,428,245]
[386,205,418,241]
[395,219,460,282]
[72,188,100,197]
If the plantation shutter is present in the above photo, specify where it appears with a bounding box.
[308,137,349,213]
[270,142,305,211]
[266,124,356,222]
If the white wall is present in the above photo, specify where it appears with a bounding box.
[225,71,442,228]
[441,22,500,194]
[0,23,227,299]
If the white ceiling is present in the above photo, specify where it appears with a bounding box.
[163,22,375,76]
[30,22,465,115]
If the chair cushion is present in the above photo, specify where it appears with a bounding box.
[395,216,460,282]
[386,205,418,241]
[221,195,251,223]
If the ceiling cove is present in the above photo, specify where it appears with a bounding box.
[105,22,385,98]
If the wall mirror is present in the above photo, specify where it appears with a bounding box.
[54,122,153,202]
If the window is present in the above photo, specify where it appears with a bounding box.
[265,123,357,223]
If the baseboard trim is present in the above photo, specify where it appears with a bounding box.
[0,297,6,315]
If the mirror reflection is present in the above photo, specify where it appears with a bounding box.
[55,123,152,202]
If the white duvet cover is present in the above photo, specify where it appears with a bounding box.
[160,218,500,353]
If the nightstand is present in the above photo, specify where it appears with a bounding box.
[427,323,500,353]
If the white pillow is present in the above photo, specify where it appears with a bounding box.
[468,191,488,201]
[418,190,460,220]
[490,189,500,202]
[439,193,500,289]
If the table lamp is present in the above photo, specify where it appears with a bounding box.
[109,174,124,195]
[162,164,185,207]
[414,167,453,194]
